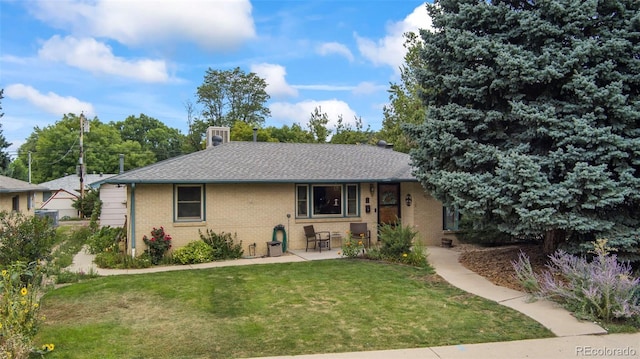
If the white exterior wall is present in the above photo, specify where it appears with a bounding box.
[100,184,127,227]
[39,190,79,219]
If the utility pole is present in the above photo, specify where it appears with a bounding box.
[78,112,90,215]
[28,151,31,183]
[79,113,85,201]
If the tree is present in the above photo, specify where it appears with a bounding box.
[112,114,186,162]
[16,114,155,183]
[330,115,374,145]
[0,89,12,173]
[307,107,331,143]
[196,67,270,128]
[405,0,640,261]
[379,32,427,153]
[268,123,315,143]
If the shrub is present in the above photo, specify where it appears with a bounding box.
[143,227,172,265]
[173,241,214,265]
[341,231,365,258]
[94,251,151,269]
[401,241,428,268]
[199,229,243,260]
[0,211,57,265]
[513,239,640,325]
[0,262,53,358]
[72,188,101,219]
[87,226,123,255]
[378,221,417,258]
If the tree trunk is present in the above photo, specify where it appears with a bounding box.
[543,229,565,255]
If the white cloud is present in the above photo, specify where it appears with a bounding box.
[352,82,385,95]
[250,63,298,99]
[38,35,169,82]
[293,84,354,91]
[355,3,432,71]
[270,99,359,129]
[30,0,255,51]
[5,84,95,116]
[317,42,354,62]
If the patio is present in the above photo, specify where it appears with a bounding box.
[288,248,342,261]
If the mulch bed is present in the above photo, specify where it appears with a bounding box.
[457,243,549,291]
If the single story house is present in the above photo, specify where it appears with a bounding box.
[37,174,125,223]
[0,175,48,215]
[105,141,457,257]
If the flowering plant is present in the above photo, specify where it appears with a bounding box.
[1,262,53,358]
[341,231,365,259]
[143,227,172,265]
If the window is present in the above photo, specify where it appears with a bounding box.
[43,191,52,202]
[346,184,358,216]
[313,185,342,215]
[443,206,460,230]
[296,185,308,217]
[175,185,204,221]
[296,184,359,218]
[12,196,19,211]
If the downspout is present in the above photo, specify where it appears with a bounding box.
[130,183,136,257]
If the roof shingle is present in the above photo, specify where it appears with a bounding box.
[106,142,417,184]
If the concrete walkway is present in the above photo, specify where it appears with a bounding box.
[63,246,639,359]
[427,246,607,337]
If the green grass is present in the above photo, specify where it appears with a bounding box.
[37,260,553,358]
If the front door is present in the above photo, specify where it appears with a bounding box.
[377,183,400,226]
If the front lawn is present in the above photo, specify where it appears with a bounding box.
[37,260,553,358]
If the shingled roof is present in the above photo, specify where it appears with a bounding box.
[0,175,49,193]
[39,174,117,194]
[106,142,417,184]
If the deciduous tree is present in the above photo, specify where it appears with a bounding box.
[112,114,185,161]
[405,0,640,260]
[196,67,270,127]
[379,32,427,153]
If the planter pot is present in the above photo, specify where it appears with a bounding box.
[441,238,453,248]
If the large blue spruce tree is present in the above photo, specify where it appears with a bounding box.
[405,0,640,260]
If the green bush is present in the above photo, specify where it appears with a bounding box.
[0,211,57,265]
[72,188,101,219]
[0,261,54,358]
[143,227,172,265]
[378,221,417,258]
[375,221,428,267]
[173,240,214,265]
[199,229,243,260]
[94,251,151,269]
[87,226,123,254]
[341,232,365,258]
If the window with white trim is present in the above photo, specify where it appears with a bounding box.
[296,184,359,218]
[175,185,204,221]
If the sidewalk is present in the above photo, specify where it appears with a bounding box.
[64,246,638,359]
[427,246,607,337]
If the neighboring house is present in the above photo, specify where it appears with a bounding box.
[38,174,119,220]
[0,175,48,215]
[106,140,457,257]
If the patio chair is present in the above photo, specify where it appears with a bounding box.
[349,223,371,248]
[303,225,331,252]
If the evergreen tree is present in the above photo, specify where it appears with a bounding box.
[0,89,12,173]
[405,0,640,260]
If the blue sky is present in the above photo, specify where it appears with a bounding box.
[1,0,432,156]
